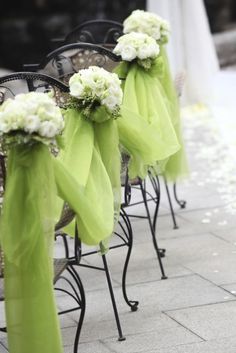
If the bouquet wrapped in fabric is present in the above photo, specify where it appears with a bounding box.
[68,66,123,121]
[113,32,180,177]
[0,92,64,353]
[0,92,64,147]
[59,67,122,245]
[114,32,160,70]
[123,9,170,45]
[122,9,189,180]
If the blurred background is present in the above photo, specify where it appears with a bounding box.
[0,0,235,71]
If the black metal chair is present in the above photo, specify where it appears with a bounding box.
[0,72,86,353]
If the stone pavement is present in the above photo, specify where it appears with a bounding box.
[1,105,236,353]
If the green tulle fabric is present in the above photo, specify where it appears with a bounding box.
[56,108,121,243]
[0,143,63,353]
[158,46,189,181]
[115,60,180,179]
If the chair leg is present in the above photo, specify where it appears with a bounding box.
[173,182,187,209]
[148,173,166,258]
[119,208,139,312]
[55,264,86,353]
[163,177,179,230]
[67,265,86,353]
[102,254,126,341]
[139,178,168,280]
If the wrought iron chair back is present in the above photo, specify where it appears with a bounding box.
[64,20,123,48]
[51,19,123,50]
[27,42,122,85]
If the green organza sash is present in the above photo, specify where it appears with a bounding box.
[158,46,189,180]
[115,61,180,179]
[0,144,62,353]
[57,108,121,242]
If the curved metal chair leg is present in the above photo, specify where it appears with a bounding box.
[173,182,187,209]
[102,254,126,341]
[119,208,139,312]
[163,177,179,230]
[67,265,86,353]
[139,178,168,280]
[55,264,86,353]
[148,172,166,258]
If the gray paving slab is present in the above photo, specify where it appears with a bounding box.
[211,227,236,244]
[161,232,234,267]
[125,274,235,312]
[167,301,236,341]
[74,274,234,327]
[79,305,178,343]
[102,326,202,353]
[64,341,113,353]
[184,254,236,285]
[0,343,7,353]
[139,335,236,353]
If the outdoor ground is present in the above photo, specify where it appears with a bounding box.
[1,70,236,353]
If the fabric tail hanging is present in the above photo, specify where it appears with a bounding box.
[115,61,180,179]
[57,107,120,246]
[0,144,63,353]
[158,46,189,181]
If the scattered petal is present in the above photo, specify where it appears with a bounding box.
[202,218,210,224]
[218,220,228,226]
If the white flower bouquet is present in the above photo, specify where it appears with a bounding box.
[123,10,170,44]
[68,66,123,122]
[113,32,160,70]
[0,92,64,148]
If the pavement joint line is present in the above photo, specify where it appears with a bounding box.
[112,273,197,288]
[183,269,236,293]
[158,231,215,241]
[209,231,235,244]
[163,311,206,342]
[102,335,122,353]
[163,298,236,313]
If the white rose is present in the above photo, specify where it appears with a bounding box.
[0,113,11,133]
[102,95,118,112]
[120,45,137,62]
[69,81,84,98]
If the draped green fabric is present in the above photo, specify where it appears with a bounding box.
[115,61,180,179]
[0,143,62,353]
[158,46,189,180]
[57,108,120,243]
